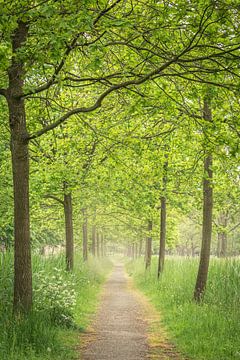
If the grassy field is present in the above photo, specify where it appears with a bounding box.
[0,251,112,360]
[127,256,240,360]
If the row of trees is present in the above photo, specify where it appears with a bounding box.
[0,0,239,312]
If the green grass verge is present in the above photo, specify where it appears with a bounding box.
[126,256,240,360]
[0,251,112,360]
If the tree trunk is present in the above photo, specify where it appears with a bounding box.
[158,195,167,277]
[218,212,228,257]
[139,238,143,257]
[92,225,96,256]
[220,232,227,257]
[135,243,138,258]
[64,193,74,271]
[101,233,104,257]
[91,208,96,256]
[145,220,152,270]
[7,21,32,313]
[82,208,88,261]
[194,99,213,302]
[132,244,135,259]
[157,152,168,277]
[96,231,100,257]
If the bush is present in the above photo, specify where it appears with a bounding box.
[34,267,76,327]
[0,251,112,360]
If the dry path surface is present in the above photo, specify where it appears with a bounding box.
[80,263,148,360]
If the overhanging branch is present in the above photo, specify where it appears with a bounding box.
[27,55,182,140]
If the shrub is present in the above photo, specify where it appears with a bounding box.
[34,267,77,327]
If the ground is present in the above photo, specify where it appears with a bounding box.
[79,263,185,360]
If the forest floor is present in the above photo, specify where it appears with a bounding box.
[79,263,185,360]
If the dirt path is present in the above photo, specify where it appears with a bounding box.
[80,263,184,360]
[80,263,148,360]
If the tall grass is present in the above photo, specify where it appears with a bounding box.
[0,251,112,360]
[127,257,240,360]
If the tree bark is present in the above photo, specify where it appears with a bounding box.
[158,155,168,277]
[158,195,167,277]
[64,192,74,271]
[218,212,228,257]
[7,21,32,313]
[145,220,152,270]
[82,208,88,261]
[194,99,213,302]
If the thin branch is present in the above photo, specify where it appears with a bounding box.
[229,222,240,233]
[21,0,122,99]
[43,194,64,206]
[21,35,81,98]
[27,54,184,140]
[93,0,122,25]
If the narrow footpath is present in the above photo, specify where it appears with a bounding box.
[80,263,148,360]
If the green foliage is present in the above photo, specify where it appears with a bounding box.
[127,257,240,360]
[0,0,239,355]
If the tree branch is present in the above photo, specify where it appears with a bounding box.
[21,0,122,99]
[21,35,81,98]
[229,222,240,233]
[93,0,122,25]
[43,194,64,206]
[27,54,183,140]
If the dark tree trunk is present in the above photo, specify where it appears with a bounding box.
[82,208,88,261]
[96,231,100,257]
[64,193,74,271]
[158,195,167,277]
[7,21,32,313]
[158,155,168,277]
[194,99,213,302]
[145,220,152,270]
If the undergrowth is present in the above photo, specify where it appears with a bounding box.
[127,256,240,360]
[0,251,112,360]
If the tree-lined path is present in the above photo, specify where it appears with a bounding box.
[81,264,148,360]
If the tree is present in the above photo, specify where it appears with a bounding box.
[158,153,168,277]
[145,220,152,270]
[82,208,88,262]
[194,98,213,302]
[0,0,239,312]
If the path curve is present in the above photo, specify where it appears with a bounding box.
[80,263,148,360]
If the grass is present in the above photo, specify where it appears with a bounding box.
[0,251,112,360]
[126,256,240,360]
